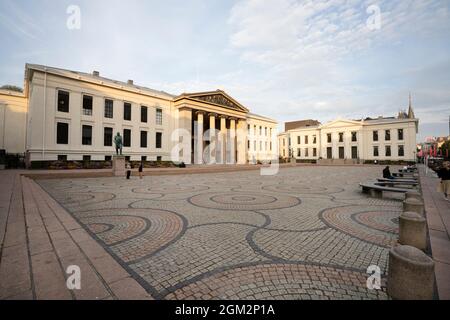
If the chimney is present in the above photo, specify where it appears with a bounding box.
[127,79,134,85]
[93,71,100,77]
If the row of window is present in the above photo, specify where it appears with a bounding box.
[58,90,163,124]
[297,148,318,158]
[288,129,405,147]
[248,125,272,137]
[56,122,162,148]
[297,135,318,145]
[373,129,403,142]
[247,140,273,152]
[373,145,405,157]
[57,155,163,162]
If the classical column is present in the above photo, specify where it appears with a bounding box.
[178,107,192,164]
[228,118,236,164]
[219,115,227,164]
[236,119,247,164]
[209,113,216,164]
[194,111,204,164]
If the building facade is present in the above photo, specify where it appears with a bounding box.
[0,64,278,166]
[279,112,418,163]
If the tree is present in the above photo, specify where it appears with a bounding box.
[0,85,23,93]
[440,140,450,159]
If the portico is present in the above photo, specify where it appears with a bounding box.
[174,90,249,165]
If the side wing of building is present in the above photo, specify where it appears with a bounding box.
[0,90,28,154]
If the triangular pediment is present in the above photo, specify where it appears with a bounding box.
[176,90,249,113]
[320,119,362,129]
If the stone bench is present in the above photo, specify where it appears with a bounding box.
[377,178,418,186]
[360,181,416,198]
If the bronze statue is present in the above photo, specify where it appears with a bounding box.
[114,132,123,155]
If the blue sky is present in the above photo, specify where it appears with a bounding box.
[0,0,449,141]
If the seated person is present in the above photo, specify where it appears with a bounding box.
[383,166,394,179]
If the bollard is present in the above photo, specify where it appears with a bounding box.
[405,190,422,202]
[387,245,435,300]
[403,198,424,216]
[399,211,427,250]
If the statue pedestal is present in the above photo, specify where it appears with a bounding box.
[113,156,125,177]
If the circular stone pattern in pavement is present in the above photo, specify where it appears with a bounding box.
[189,192,301,210]
[165,263,388,300]
[133,184,209,194]
[320,206,399,247]
[263,184,343,194]
[79,208,185,263]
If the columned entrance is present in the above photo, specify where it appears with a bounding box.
[174,90,249,165]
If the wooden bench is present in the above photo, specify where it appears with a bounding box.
[360,181,417,198]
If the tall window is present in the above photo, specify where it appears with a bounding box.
[313,148,317,157]
[123,129,131,147]
[265,127,267,136]
[373,146,379,157]
[305,136,309,144]
[156,132,162,149]
[339,132,344,143]
[82,125,92,145]
[313,135,317,144]
[104,99,113,118]
[398,129,404,141]
[56,122,69,144]
[385,145,392,157]
[339,147,345,159]
[248,125,250,135]
[327,147,332,159]
[156,108,162,125]
[57,90,70,113]
[305,148,309,157]
[351,132,357,142]
[124,102,132,121]
[373,131,379,142]
[82,95,93,116]
[254,141,257,151]
[141,106,148,123]
[327,133,332,143]
[385,130,391,141]
[398,145,405,157]
[259,126,262,135]
[260,141,262,151]
[297,149,301,157]
[297,136,301,144]
[351,146,358,159]
[140,131,147,148]
[104,127,113,146]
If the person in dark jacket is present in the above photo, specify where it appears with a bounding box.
[437,161,450,200]
[126,162,132,179]
[138,161,143,179]
[383,166,394,179]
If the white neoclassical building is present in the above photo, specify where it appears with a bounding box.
[279,107,419,163]
[0,64,278,167]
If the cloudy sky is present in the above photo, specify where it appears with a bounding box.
[0,0,449,141]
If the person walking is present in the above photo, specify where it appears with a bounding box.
[436,161,450,200]
[138,161,143,179]
[126,162,132,180]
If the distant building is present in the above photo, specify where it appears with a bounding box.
[278,100,419,163]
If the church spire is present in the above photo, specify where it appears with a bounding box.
[408,93,415,119]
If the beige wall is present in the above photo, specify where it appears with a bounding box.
[246,115,278,163]
[27,71,175,161]
[0,90,27,154]
[279,118,418,162]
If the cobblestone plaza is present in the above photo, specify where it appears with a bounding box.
[38,166,404,300]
